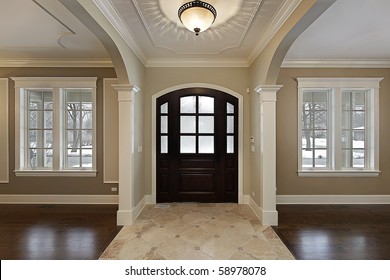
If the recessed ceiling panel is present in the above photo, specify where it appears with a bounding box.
[110,0,286,61]
[131,0,262,54]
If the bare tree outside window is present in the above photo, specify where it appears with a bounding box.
[65,89,93,168]
[301,91,328,167]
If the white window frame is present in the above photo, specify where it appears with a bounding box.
[12,77,97,177]
[297,78,382,177]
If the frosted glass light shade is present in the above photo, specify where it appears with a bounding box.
[178,1,217,35]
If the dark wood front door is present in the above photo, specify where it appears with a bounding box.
[156,88,238,203]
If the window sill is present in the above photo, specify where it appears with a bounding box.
[298,170,380,177]
[14,170,97,177]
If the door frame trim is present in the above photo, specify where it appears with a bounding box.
[152,83,244,204]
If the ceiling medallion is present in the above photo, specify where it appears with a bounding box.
[178,1,217,36]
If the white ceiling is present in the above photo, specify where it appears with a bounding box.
[285,0,390,63]
[1,0,390,67]
[0,0,109,63]
[99,0,288,66]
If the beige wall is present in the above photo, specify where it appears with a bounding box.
[0,67,118,195]
[276,68,390,195]
[134,84,145,204]
[143,67,251,196]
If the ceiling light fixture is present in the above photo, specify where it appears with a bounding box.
[178,1,217,36]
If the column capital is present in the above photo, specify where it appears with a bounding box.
[254,85,283,102]
[112,84,140,102]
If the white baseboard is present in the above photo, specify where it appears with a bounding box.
[277,195,390,204]
[247,196,262,222]
[117,210,132,226]
[132,195,149,222]
[241,194,250,204]
[247,196,278,226]
[0,194,118,204]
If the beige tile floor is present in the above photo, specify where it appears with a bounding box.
[100,203,295,260]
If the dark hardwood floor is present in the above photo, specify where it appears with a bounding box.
[0,204,122,260]
[1,204,390,260]
[273,204,390,260]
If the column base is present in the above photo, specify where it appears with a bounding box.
[117,210,133,225]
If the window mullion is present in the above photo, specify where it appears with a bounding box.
[79,98,83,168]
[297,89,303,170]
[334,88,342,171]
[373,87,380,170]
[52,88,61,171]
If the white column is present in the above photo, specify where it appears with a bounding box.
[255,85,282,226]
[112,84,140,225]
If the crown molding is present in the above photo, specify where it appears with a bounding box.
[282,59,390,68]
[0,58,113,68]
[146,58,249,68]
[93,0,147,65]
[247,0,302,65]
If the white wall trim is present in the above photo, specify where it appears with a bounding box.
[146,58,249,68]
[131,195,152,222]
[151,83,245,205]
[92,0,148,65]
[248,0,302,65]
[248,195,278,226]
[0,58,113,68]
[282,59,390,68]
[277,195,390,204]
[0,195,118,204]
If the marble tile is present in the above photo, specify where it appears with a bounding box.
[99,203,295,260]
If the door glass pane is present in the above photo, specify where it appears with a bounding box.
[161,136,168,154]
[181,136,196,153]
[161,116,168,133]
[227,136,234,154]
[161,102,168,114]
[180,96,196,113]
[199,136,214,153]
[199,96,214,113]
[180,116,196,133]
[227,102,234,114]
[199,116,214,133]
[227,116,234,133]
